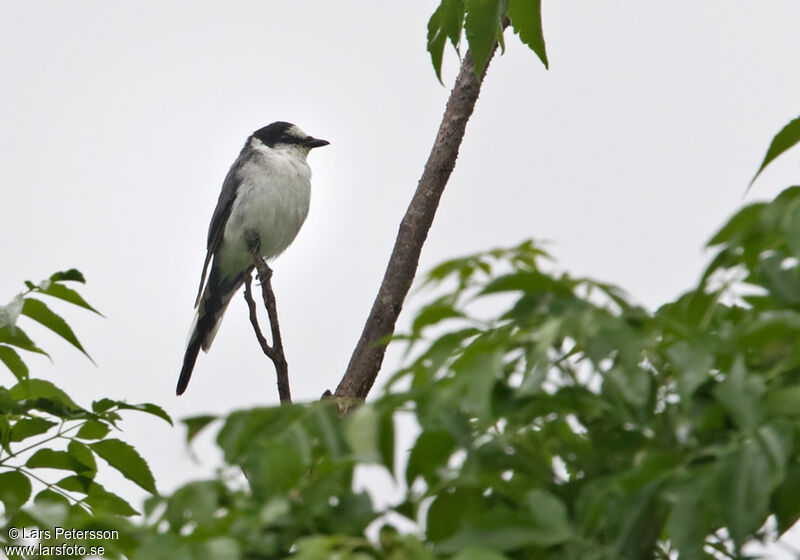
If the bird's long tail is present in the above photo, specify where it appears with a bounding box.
[176,266,252,395]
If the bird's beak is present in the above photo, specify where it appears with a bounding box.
[305,137,330,148]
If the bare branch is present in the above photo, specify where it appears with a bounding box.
[243,277,270,354]
[243,256,291,404]
[335,43,502,400]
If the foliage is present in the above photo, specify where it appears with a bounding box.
[427,0,548,82]
[112,111,800,559]
[0,271,171,558]
[750,114,800,188]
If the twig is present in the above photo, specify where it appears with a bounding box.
[243,256,291,404]
[335,41,503,402]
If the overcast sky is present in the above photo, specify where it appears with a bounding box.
[2,1,800,555]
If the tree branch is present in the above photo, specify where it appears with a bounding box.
[335,43,501,401]
[244,257,291,404]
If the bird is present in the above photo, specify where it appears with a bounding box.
[177,121,329,395]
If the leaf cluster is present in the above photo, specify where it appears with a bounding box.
[131,402,396,559]
[0,269,100,379]
[0,272,171,558]
[125,180,800,559]
[426,0,548,82]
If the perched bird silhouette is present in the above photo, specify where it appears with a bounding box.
[177,122,329,395]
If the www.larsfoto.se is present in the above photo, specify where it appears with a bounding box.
[4,543,107,557]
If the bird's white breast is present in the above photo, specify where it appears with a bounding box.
[220,142,312,271]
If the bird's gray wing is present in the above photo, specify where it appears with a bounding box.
[194,147,250,307]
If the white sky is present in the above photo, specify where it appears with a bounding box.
[2,1,800,556]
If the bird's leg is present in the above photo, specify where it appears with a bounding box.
[254,260,273,284]
[244,229,274,285]
[244,228,261,255]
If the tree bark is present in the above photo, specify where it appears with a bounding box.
[335,46,499,401]
[244,258,291,404]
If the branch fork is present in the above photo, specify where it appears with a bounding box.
[243,255,291,404]
[242,36,503,406]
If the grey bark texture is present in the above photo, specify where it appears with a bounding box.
[244,258,291,404]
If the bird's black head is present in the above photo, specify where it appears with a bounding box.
[252,121,329,149]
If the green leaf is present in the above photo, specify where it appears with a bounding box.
[755,421,793,490]
[115,402,173,425]
[378,412,395,474]
[76,419,111,440]
[452,339,503,418]
[406,430,457,486]
[9,417,57,441]
[217,406,305,463]
[204,538,240,560]
[31,488,70,516]
[389,327,480,390]
[428,487,482,542]
[0,389,23,417]
[717,439,772,547]
[427,0,466,82]
[90,438,157,494]
[26,492,70,528]
[0,325,49,358]
[181,414,217,444]
[525,490,573,543]
[773,463,800,534]
[245,436,307,499]
[756,254,800,304]
[424,254,493,287]
[0,471,32,513]
[481,270,570,296]
[739,310,800,350]
[452,548,510,560]
[411,299,466,335]
[35,281,102,315]
[309,401,347,458]
[0,416,9,453]
[259,496,291,525]
[506,0,547,68]
[346,405,381,464]
[750,115,800,188]
[92,398,117,413]
[21,298,94,361]
[665,474,714,560]
[49,269,86,283]
[0,344,29,380]
[293,536,343,557]
[165,480,221,530]
[131,533,191,560]
[665,341,713,402]
[706,202,766,247]
[785,198,800,258]
[765,384,800,418]
[68,440,97,474]
[143,494,166,518]
[465,0,507,76]
[9,379,82,412]
[438,505,571,553]
[603,366,651,409]
[712,358,763,429]
[56,475,138,516]
[26,449,94,475]
[33,488,70,506]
